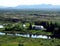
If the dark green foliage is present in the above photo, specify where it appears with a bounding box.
[28,23,32,30]
[18,43,24,46]
[56,45,60,46]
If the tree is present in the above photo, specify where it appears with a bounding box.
[5,24,13,31]
[28,23,32,30]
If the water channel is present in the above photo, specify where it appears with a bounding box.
[0,32,51,39]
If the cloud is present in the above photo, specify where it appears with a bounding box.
[0,0,60,7]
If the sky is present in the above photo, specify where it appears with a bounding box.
[0,0,60,7]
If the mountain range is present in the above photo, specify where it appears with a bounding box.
[0,4,60,10]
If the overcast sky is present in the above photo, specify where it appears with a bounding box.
[0,0,60,7]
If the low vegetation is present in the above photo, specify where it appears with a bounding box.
[0,35,60,46]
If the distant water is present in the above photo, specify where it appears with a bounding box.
[0,32,5,35]
[0,32,51,39]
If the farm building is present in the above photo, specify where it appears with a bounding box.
[32,25,45,30]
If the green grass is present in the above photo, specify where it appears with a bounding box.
[28,30,52,35]
[0,35,60,46]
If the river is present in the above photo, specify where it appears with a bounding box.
[0,32,51,39]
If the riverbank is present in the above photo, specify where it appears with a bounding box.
[0,35,60,46]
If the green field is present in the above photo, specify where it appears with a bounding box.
[0,35,60,46]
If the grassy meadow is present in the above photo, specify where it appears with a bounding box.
[0,35,60,46]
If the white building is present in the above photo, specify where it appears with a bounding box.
[32,25,44,30]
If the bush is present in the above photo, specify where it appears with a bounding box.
[18,43,24,46]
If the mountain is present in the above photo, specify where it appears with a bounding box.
[15,4,60,9]
[0,4,60,10]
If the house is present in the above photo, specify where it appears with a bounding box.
[32,25,45,30]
